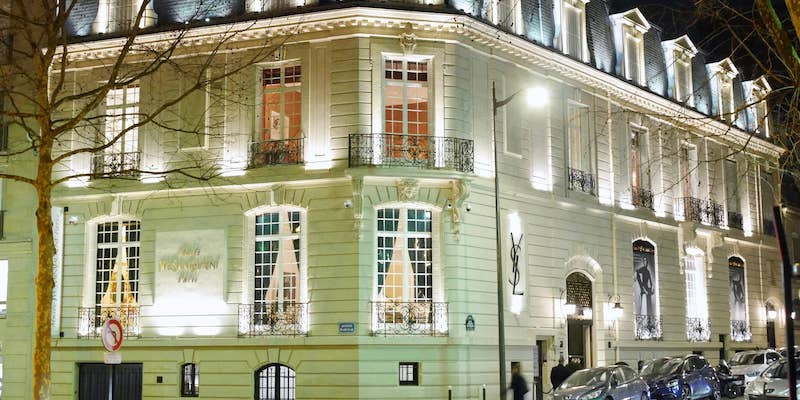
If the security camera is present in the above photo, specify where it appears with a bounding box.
[465,203,471,212]
[344,199,352,209]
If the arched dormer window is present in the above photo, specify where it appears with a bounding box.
[632,240,661,339]
[610,9,651,86]
[728,256,751,342]
[707,58,739,122]
[558,0,589,61]
[241,206,308,336]
[79,217,141,338]
[661,35,697,105]
[372,205,446,335]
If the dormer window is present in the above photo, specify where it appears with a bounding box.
[610,9,651,86]
[747,76,771,137]
[662,35,697,105]
[707,58,739,123]
[561,0,588,61]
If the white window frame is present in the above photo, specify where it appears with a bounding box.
[674,56,693,106]
[381,55,433,136]
[243,205,309,308]
[255,61,304,143]
[684,253,708,320]
[623,27,645,85]
[629,125,649,190]
[104,84,140,155]
[561,0,588,62]
[567,100,593,174]
[719,78,734,122]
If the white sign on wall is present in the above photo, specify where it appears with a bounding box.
[153,230,228,335]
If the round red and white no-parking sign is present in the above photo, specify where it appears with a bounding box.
[101,319,124,352]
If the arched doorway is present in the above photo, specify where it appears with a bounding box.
[255,363,296,400]
[566,272,593,369]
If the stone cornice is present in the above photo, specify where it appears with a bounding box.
[56,6,784,160]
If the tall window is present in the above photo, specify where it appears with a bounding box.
[685,254,709,341]
[624,31,643,84]
[260,65,302,142]
[105,85,139,155]
[720,80,734,122]
[633,241,661,339]
[761,171,776,235]
[253,208,303,321]
[728,256,750,342]
[376,207,433,303]
[94,220,140,328]
[181,363,199,397]
[568,103,591,173]
[563,5,584,60]
[384,58,430,135]
[255,364,295,400]
[675,58,692,104]
[679,145,698,199]
[630,129,648,190]
[755,99,769,137]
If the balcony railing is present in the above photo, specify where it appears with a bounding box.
[238,302,308,336]
[686,317,711,342]
[763,218,776,236]
[727,211,743,231]
[631,186,654,210]
[371,301,448,336]
[678,197,724,227]
[709,200,725,226]
[568,168,595,196]
[92,151,140,177]
[348,133,474,173]
[634,314,663,340]
[248,138,303,168]
[78,305,140,339]
[730,319,752,342]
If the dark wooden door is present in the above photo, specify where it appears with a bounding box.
[79,363,142,400]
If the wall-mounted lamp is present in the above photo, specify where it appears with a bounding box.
[767,306,778,321]
[609,295,624,320]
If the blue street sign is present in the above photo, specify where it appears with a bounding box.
[338,322,355,334]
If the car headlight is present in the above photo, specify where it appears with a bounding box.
[578,388,605,400]
[746,370,761,377]
[667,379,680,390]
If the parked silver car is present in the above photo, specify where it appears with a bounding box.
[730,350,782,386]
[554,365,650,400]
[744,359,800,400]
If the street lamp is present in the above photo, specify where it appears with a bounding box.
[492,81,548,399]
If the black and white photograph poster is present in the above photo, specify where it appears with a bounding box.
[729,257,747,320]
[633,240,657,316]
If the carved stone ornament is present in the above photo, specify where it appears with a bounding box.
[449,179,471,241]
[397,179,420,202]
[352,178,364,239]
[399,27,417,56]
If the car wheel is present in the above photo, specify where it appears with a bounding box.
[681,384,692,400]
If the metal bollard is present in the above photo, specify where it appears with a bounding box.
[448,386,452,400]
[483,384,486,400]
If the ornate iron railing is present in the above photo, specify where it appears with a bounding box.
[679,197,706,224]
[568,168,595,196]
[634,314,663,340]
[348,133,474,173]
[238,302,308,336]
[371,301,448,336]
[709,200,725,226]
[78,305,140,339]
[91,151,140,177]
[686,317,711,342]
[632,186,654,210]
[730,319,752,342]
[727,211,743,231]
[763,218,776,236]
[248,138,304,167]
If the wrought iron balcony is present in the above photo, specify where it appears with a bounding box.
[634,314,663,340]
[248,138,303,168]
[371,301,448,336]
[678,197,724,227]
[78,305,140,339]
[631,186,654,210]
[763,218,776,236]
[91,151,140,177]
[238,302,308,336]
[686,317,711,342]
[730,319,752,342]
[348,133,473,173]
[709,200,725,227]
[568,168,595,196]
[727,211,743,231]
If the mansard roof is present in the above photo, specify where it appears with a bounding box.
[62,0,772,138]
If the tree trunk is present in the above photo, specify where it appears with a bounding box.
[33,188,54,400]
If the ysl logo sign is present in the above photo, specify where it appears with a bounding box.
[508,233,524,295]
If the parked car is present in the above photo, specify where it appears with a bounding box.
[553,365,649,400]
[640,355,720,400]
[777,346,800,359]
[744,359,800,400]
[729,350,782,387]
[715,360,743,398]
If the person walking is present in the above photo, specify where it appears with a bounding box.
[550,356,572,390]
[509,362,530,400]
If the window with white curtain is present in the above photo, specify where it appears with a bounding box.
[684,255,708,319]
[568,102,592,173]
[624,30,643,84]
[675,57,692,104]
[376,207,433,303]
[563,5,584,60]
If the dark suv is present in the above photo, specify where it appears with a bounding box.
[640,355,720,400]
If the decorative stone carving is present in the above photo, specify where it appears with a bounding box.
[397,178,420,202]
[449,180,470,241]
[399,24,417,56]
[352,178,364,239]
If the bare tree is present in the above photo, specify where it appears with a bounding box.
[0,1,284,397]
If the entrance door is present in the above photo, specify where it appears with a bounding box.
[79,363,142,400]
[767,320,776,348]
[535,340,545,400]
[566,272,593,369]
